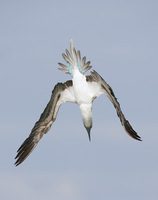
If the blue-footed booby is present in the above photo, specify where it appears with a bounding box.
[15,40,141,166]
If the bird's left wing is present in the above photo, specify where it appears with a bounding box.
[90,70,141,141]
[15,80,75,166]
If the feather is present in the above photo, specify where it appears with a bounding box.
[91,70,141,141]
[15,81,75,166]
[58,40,92,75]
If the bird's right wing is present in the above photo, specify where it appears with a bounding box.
[15,80,75,166]
[90,70,141,141]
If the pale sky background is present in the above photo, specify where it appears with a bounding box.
[0,0,158,199]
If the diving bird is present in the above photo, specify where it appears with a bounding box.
[15,40,141,166]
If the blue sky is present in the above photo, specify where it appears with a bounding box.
[0,0,158,199]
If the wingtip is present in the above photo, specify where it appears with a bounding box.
[124,120,142,141]
[14,161,20,167]
[14,156,22,167]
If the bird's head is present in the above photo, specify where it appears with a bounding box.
[86,126,92,141]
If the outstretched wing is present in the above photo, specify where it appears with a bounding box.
[89,70,141,141]
[15,80,75,166]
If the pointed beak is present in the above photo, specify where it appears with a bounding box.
[86,127,91,141]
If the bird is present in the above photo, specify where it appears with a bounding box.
[14,40,141,166]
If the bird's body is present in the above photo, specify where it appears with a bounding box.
[15,40,141,166]
[73,67,104,134]
[73,69,89,103]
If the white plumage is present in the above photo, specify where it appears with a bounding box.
[15,40,141,166]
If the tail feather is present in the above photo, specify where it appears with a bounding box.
[65,49,73,64]
[70,39,74,58]
[82,56,86,66]
[58,40,92,75]
[84,65,92,72]
[77,50,81,61]
[58,62,69,74]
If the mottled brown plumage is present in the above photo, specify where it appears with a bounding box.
[15,81,75,166]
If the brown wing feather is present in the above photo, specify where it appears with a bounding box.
[15,81,74,166]
[90,70,141,141]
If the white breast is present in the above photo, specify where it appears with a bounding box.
[72,70,91,104]
[72,69,102,105]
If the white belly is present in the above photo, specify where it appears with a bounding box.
[72,70,92,104]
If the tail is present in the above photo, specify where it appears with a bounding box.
[58,40,92,76]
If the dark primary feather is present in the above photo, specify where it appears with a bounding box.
[90,70,141,141]
[15,40,141,167]
[15,81,73,166]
